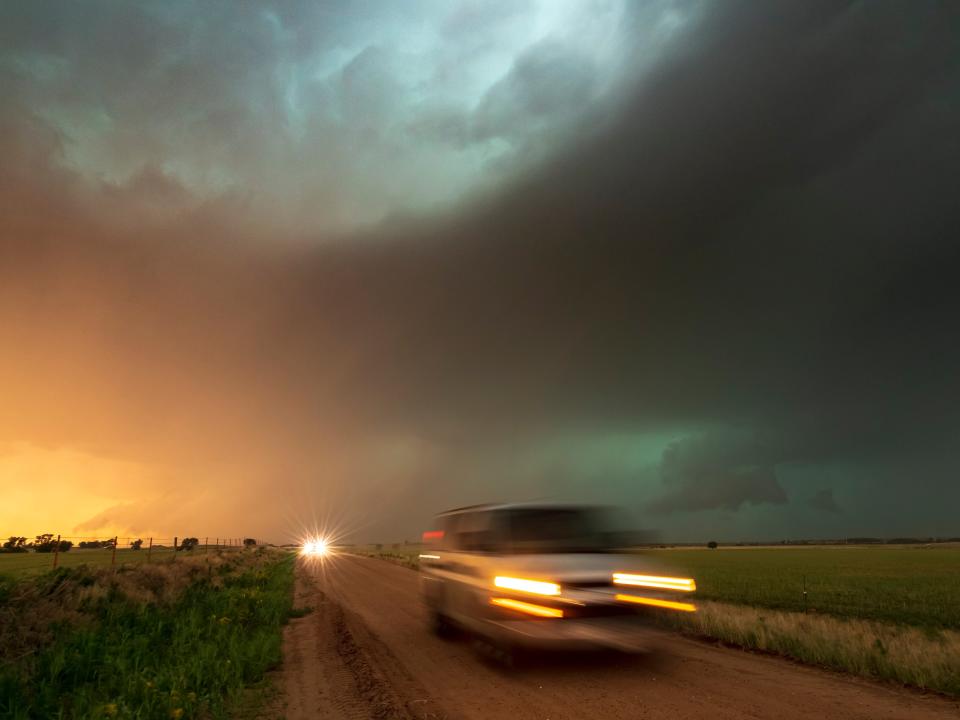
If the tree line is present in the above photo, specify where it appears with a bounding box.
[1,535,260,553]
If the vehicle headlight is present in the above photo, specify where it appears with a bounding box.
[493,576,561,596]
[301,537,330,556]
[613,573,696,592]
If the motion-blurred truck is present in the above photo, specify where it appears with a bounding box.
[419,503,697,656]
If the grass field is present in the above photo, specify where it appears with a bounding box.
[0,548,182,578]
[661,599,960,696]
[0,549,296,719]
[639,546,960,629]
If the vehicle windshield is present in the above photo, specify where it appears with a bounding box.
[499,507,626,554]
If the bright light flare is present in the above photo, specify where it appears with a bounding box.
[613,573,696,592]
[615,594,696,612]
[494,576,561,596]
[491,597,564,618]
[301,537,330,557]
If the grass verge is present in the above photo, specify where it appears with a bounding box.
[0,550,295,719]
[659,599,960,696]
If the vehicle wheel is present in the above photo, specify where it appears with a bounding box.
[472,636,522,668]
[429,607,456,638]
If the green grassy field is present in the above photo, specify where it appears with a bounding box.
[0,549,296,719]
[639,546,960,629]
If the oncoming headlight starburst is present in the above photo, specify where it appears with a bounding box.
[301,537,331,557]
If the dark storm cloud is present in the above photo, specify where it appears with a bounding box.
[472,40,598,145]
[0,0,634,232]
[647,432,788,514]
[809,489,841,514]
[1,1,959,540]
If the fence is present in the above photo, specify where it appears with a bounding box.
[0,535,263,576]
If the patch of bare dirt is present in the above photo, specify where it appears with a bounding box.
[265,561,446,719]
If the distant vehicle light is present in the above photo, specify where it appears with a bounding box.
[491,597,564,618]
[419,554,440,560]
[422,530,444,541]
[494,576,561,596]
[615,593,696,612]
[301,537,330,557]
[613,573,696,592]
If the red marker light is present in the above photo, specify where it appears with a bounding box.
[422,530,444,541]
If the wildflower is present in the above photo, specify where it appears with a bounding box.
[218,616,230,624]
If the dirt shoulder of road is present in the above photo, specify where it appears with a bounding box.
[263,564,445,720]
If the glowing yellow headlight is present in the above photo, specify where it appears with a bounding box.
[491,597,564,618]
[494,576,561,596]
[613,573,696,592]
[616,593,696,612]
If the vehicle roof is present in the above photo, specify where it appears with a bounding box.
[435,501,600,517]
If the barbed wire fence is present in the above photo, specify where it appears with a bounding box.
[0,534,264,575]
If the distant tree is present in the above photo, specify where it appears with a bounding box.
[1,536,27,553]
[32,534,56,553]
[179,537,199,551]
[79,539,110,549]
[243,538,257,548]
[130,538,143,551]
[707,541,718,549]
[34,536,71,553]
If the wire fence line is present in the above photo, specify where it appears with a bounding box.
[0,534,264,575]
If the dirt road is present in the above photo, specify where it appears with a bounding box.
[275,554,958,720]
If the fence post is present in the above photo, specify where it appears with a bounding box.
[205,536,209,554]
[173,536,178,562]
[53,534,61,569]
[147,537,153,563]
[802,574,808,612]
[111,536,118,568]
[215,537,219,552]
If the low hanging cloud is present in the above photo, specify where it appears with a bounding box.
[646,432,789,514]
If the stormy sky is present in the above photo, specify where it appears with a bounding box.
[2,1,958,544]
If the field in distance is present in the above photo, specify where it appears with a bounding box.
[1,547,182,578]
